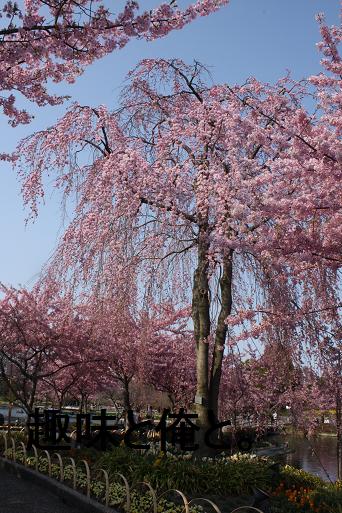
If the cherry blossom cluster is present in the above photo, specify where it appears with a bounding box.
[0,0,228,125]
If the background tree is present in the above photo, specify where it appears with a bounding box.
[219,337,304,431]
[93,295,144,412]
[0,281,95,412]
[295,286,342,478]
[141,304,196,409]
[91,290,194,412]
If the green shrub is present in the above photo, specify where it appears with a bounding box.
[309,487,342,513]
[272,473,342,513]
[277,465,326,489]
[108,481,127,507]
[96,448,273,496]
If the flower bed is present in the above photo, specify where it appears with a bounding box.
[95,448,273,496]
[2,432,342,513]
[271,468,342,513]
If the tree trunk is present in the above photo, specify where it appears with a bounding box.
[27,378,38,414]
[79,393,85,413]
[84,395,89,413]
[58,394,64,410]
[168,394,176,410]
[336,390,342,480]
[209,251,233,419]
[122,376,132,411]
[192,229,211,431]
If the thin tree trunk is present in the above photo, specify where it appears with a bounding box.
[168,394,175,410]
[336,390,342,480]
[192,229,211,431]
[58,393,64,410]
[123,376,132,411]
[209,251,233,419]
[28,379,38,414]
[79,393,84,413]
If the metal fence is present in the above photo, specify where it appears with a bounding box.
[0,431,264,513]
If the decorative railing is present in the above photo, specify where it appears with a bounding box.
[0,431,264,513]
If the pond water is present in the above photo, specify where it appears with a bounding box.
[271,434,338,483]
[0,405,27,423]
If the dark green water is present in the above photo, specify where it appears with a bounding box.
[271,434,338,483]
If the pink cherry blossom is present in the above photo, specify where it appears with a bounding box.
[0,0,228,125]
[12,15,342,431]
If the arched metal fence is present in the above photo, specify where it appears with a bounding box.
[0,431,264,513]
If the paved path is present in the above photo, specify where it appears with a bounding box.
[0,467,84,513]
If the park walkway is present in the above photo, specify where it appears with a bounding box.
[0,466,84,513]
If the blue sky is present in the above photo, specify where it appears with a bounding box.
[0,0,339,288]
